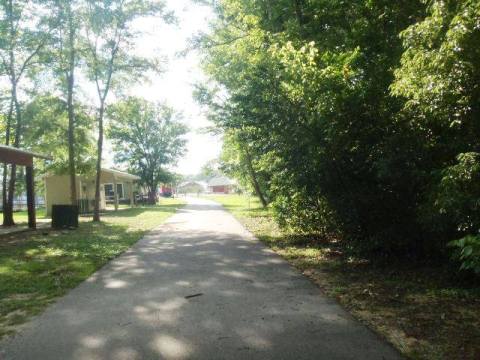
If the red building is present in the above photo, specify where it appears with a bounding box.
[160,185,173,197]
[207,176,237,194]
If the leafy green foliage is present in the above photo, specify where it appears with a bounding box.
[449,235,480,274]
[81,0,172,220]
[199,158,222,179]
[392,0,480,258]
[424,153,480,234]
[0,0,178,223]
[82,0,168,99]
[0,0,57,224]
[0,0,52,87]
[197,0,480,263]
[23,95,96,175]
[197,0,425,255]
[107,97,187,201]
[219,129,271,205]
[273,192,337,237]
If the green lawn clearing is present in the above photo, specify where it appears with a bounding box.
[0,198,184,339]
[205,194,480,360]
[1,208,47,225]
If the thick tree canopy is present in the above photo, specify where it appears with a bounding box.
[107,97,187,203]
[0,0,175,222]
[23,95,96,175]
[196,0,480,262]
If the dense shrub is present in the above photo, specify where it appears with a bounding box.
[272,191,338,237]
[449,235,480,274]
[197,0,480,264]
[423,153,480,234]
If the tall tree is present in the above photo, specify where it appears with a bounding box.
[392,0,480,244]
[23,94,96,176]
[220,130,269,207]
[197,0,425,254]
[107,97,187,204]
[50,0,82,206]
[0,0,51,225]
[83,0,171,221]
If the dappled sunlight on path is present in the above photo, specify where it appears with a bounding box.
[0,198,400,360]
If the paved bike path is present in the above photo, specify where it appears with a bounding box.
[0,197,400,359]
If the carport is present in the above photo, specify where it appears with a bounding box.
[0,145,51,229]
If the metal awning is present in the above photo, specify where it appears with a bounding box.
[0,145,52,166]
[0,145,52,229]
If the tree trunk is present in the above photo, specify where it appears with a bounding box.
[293,0,305,27]
[244,147,268,208]
[3,0,16,226]
[147,185,157,205]
[2,164,8,222]
[264,0,273,21]
[4,85,21,226]
[67,4,77,206]
[25,165,36,229]
[2,100,13,224]
[93,101,105,222]
[4,164,16,226]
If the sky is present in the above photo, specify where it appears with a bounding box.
[0,0,219,176]
[111,0,222,175]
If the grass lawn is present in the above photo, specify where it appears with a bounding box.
[205,194,480,360]
[0,198,184,339]
[1,208,47,225]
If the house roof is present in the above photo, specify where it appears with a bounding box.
[102,168,140,181]
[178,181,207,189]
[207,176,236,187]
[44,168,140,181]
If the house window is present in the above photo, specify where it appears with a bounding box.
[116,183,124,199]
[104,184,114,199]
[104,183,124,199]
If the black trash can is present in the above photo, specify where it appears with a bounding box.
[51,205,79,229]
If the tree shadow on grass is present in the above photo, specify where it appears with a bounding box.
[253,227,480,358]
[257,232,340,250]
[1,223,403,359]
[105,205,181,218]
[78,204,184,220]
[0,205,181,340]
